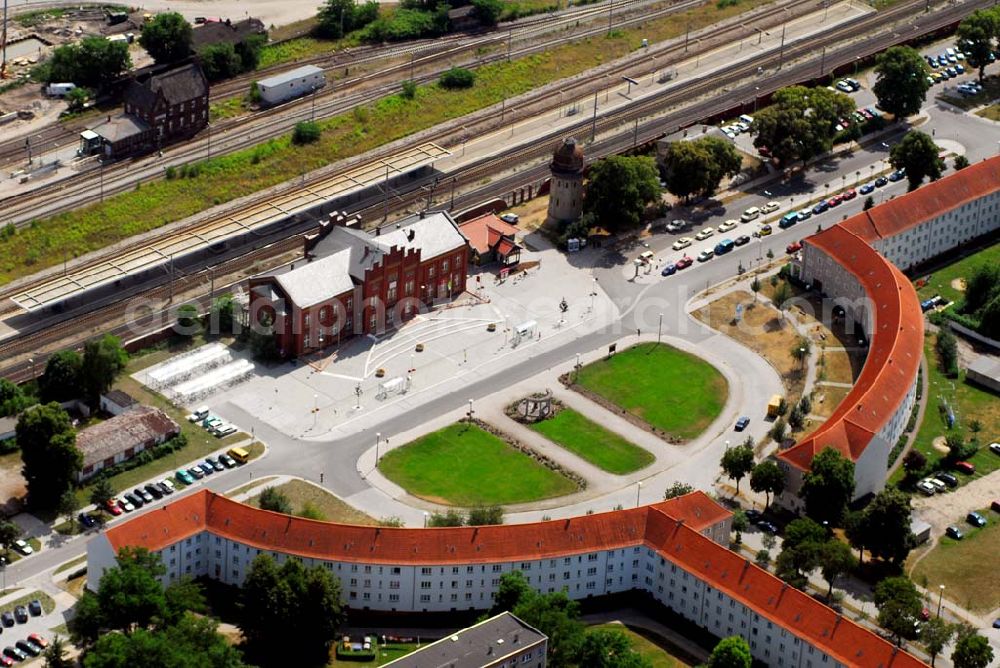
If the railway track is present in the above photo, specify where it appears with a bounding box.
[1,0,818,227]
[0,0,982,381]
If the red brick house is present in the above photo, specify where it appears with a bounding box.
[248,211,469,358]
[124,63,209,146]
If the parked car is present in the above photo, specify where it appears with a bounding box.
[875,175,889,187]
[778,212,798,229]
[215,424,238,437]
[187,406,209,422]
[27,600,42,617]
[786,242,802,254]
[988,442,1000,456]
[666,219,690,233]
[203,416,223,430]
[993,499,1000,513]
[761,201,780,213]
[915,480,936,496]
[888,169,906,182]
[12,540,32,556]
[675,256,694,270]
[2,647,25,662]
[933,472,958,488]
[0,613,13,627]
[758,224,773,236]
[134,487,154,504]
[15,640,39,657]
[967,511,986,527]
[160,478,176,494]
[954,461,976,475]
[695,227,715,241]
[735,416,750,431]
[924,477,946,493]
[26,634,47,649]
[78,513,98,529]
[859,182,876,195]
[187,466,205,480]
[757,520,778,534]
[836,79,853,92]
[11,607,24,624]
[105,498,124,516]
[945,525,964,540]
[500,213,519,224]
[0,653,13,667]
[734,235,751,246]
[827,195,842,208]
[175,469,195,485]
[661,263,677,277]
[118,498,135,513]
[744,509,762,523]
[841,188,857,200]
[207,457,224,472]
[123,492,143,508]
[219,454,237,468]
[812,200,829,214]
[145,484,163,500]
[672,237,693,251]
[199,462,215,476]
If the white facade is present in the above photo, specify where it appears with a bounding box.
[257,65,327,107]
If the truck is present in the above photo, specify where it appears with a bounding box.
[767,394,785,418]
[46,83,77,97]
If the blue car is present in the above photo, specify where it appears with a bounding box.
[813,200,829,214]
[888,168,906,182]
[78,513,98,529]
[735,416,750,431]
[859,182,876,195]
[661,263,677,276]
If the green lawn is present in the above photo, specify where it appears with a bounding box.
[889,334,1000,488]
[378,423,578,506]
[530,408,653,474]
[330,642,420,666]
[572,343,727,441]
[911,508,1000,613]
[589,624,694,668]
[916,240,1000,307]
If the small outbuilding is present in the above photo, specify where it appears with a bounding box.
[0,416,16,443]
[256,65,326,107]
[100,390,138,416]
[458,213,522,267]
[966,354,1000,393]
[76,406,180,482]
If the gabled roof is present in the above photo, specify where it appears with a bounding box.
[273,249,355,309]
[458,214,519,255]
[104,489,924,667]
[191,17,265,50]
[77,406,180,470]
[126,63,208,111]
[842,156,1000,243]
[780,221,923,471]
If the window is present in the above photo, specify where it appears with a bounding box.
[420,582,431,589]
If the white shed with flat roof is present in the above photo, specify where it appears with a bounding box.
[257,65,326,106]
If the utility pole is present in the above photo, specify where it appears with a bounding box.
[450,177,456,210]
[207,122,211,159]
[778,23,786,70]
[590,91,598,141]
[685,23,690,52]
[24,137,30,165]
[507,26,512,62]
[311,85,317,121]
[99,160,105,202]
[633,117,639,148]
[607,0,613,34]
[382,164,390,221]
[168,255,174,303]
[0,0,8,80]
[820,46,826,77]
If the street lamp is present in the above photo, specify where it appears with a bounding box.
[375,433,382,467]
[725,440,731,450]
[799,347,806,369]
[312,394,319,428]
[423,512,429,527]
[635,481,643,507]
[657,313,663,344]
[468,399,474,421]
[937,584,945,617]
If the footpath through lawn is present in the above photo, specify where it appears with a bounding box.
[529,408,653,474]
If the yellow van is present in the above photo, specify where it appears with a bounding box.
[227,447,249,464]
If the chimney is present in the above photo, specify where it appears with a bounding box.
[407,230,416,242]
[375,226,380,236]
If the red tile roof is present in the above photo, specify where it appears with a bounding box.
[842,157,1000,243]
[458,214,519,255]
[780,214,923,471]
[105,489,924,667]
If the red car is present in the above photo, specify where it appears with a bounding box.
[27,634,48,649]
[786,242,803,254]
[841,188,857,200]
[828,195,842,207]
[0,654,12,667]
[105,498,123,516]
[675,255,694,270]
[954,461,976,475]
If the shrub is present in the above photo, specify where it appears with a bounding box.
[439,67,476,90]
[934,329,958,378]
[401,80,417,99]
[292,121,322,145]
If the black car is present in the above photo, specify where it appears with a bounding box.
[888,168,906,182]
[0,612,13,627]
[14,640,39,657]
[206,457,224,472]
[78,513,98,529]
[734,235,751,246]
[123,492,143,508]
[3,646,25,661]
[157,481,174,495]
[757,520,779,534]
[27,599,42,617]
[145,484,163,500]
[13,607,27,624]
[199,462,215,476]
[219,454,237,469]
[744,509,762,523]
[933,472,958,488]
[134,487,154,504]
[874,175,889,187]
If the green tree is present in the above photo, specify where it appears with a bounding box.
[513,590,585,668]
[584,155,661,231]
[720,444,754,494]
[962,264,1000,314]
[66,86,89,111]
[707,636,752,668]
[952,631,994,668]
[489,571,533,616]
[0,378,31,417]
[176,304,201,334]
[42,635,73,668]
[96,547,169,633]
[772,281,793,317]
[817,539,854,598]
[317,0,379,38]
[239,554,344,664]
[957,10,998,81]
[576,628,652,668]
[69,591,104,645]
[91,478,116,512]
[919,617,954,667]
[471,0,504,26]
[863,195,875,210]
[139,12,193,64]
[258,487,292,514]
[858,487,916,566]
[428,509,465,526]
[17,403,81,511]
[81,334,128,406]
[439,67,476,89]
[749,460,785,509]
[890,131,943,191]
[56,488,81,520]
[731,509,749,544]
[661,136,741,201]
[38,350,82,403]
[902,449,927,475]
[874,576,922,645]
[46,38,131,88]
[934,329,959,377]
[292,121,321,145]
[235,33,267,71]
[467,504,503,525]
[979,292,1000,338]
[209,295,236,334]
[83,612,246,668]
[801,447,855,526]
[198,43,243,81]
[0,520,22,558]
[769,417,786,444]
[954,154,970,170]
[663,481,694,499]
[873,46,931,119]
[750,85,854,166]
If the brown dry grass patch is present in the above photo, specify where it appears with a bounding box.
[246,479,377,525]
[819,349,855,385]
[810,385,853,419]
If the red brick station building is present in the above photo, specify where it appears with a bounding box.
[249,211,469,358]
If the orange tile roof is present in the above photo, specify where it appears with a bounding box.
[458,214,519,255]
[842,156,1000,243]
[780,217,923,471]
[105,490,924,667]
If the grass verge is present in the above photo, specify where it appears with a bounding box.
[0,0,776,287]
[225,475,278,498]
[571,343,727,441]
[245,479,377,525]
[529,408,653,474]
[5,538,42,564]
[910,507,1000,612]
[0,590,55,616]
[589,623,695,667]
[379,423,578,505]
[54,555,87,576]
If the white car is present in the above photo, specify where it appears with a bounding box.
[500,213,519,224]
[13,539,33,556]
[761,201,781,214]
[835,80,853,93]
[666,220,688,233]
[672,237,693,251]
[915,480,936,496]
[989,442,1000,455]
[924,477,946,492]
[718,219,738,233]
[695,227,715,240]
[160,478,176,493]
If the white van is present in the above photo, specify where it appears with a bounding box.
[740,206,761,223]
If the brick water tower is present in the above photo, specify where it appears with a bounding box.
[547,137,585,223]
